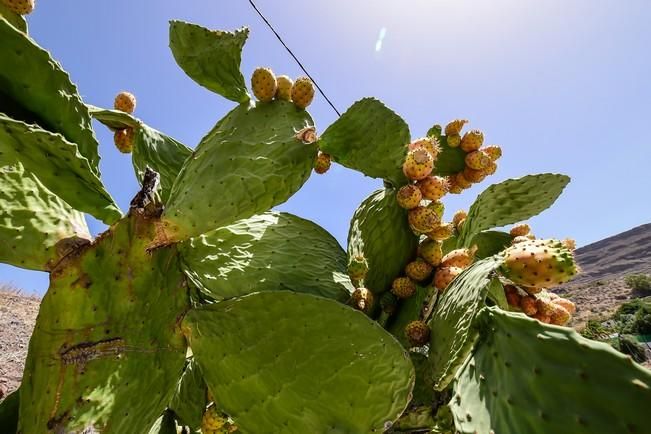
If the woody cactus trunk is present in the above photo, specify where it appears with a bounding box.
[0,7,650,434]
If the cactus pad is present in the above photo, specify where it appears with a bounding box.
[0,388,19,433]
[19,213,188,434]
[469,230,512,259]
[169,21,249,103]
[428,256,503,390]
[0,114,122,224]
[319,98,410,186]
[161,100,316,243]
[0,162,90,271]
[147,411,178,434]
[183,291,415,433]
[425,127,466,176]
[452,307,651,434]
[168,359,207,432]
[180,211,352,301]
[87,105,140,130]
[348,188,418,293]
[458,174,570,246]
[388,285,431,348]
[0,4,26,32]
[0,18,100,170]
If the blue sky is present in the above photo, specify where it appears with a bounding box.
[2,0,650,295]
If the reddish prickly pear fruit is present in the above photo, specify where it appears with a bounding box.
[441,246,478,269]
[482,160,497,176]
[347,255,368,281]
[114,128,134,153]
[444,119,468,136]
[351,287,374,312]
[510,223,531,237]
[291,76,315,109]
[403,148,434,181]
[391,277,416,299]
[418,239,443,266]
[396,185,422,209]
[501,239,578,288]
[314,151,331,174]
[405,320,431,347]
[408,205,440,233]
[405,258,433,281]
[408,137,441,160]
[535,297,556,317]
[460,129,484,152]
[504,285,522,307]
[550,303,571,325]
[114,91,136,114]
[562,238,577,251]
[463,167,487,184]
[553,297,576,315]
[447,134,461,148]
[251,67,277,102]
[533,312,552,324]
[520,295,538,316]
[426,223,455,242]
[452,210,467,229]
[482,145,502,161]
[465,150,491,170]
[380,292,398,315]
[433,266,462,291]
[2,0,34,15]
[416,175,449,201]
[275,75,293,101]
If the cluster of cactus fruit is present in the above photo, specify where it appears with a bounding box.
[1,5,650,434]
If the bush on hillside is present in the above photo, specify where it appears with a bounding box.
[624,274,651,292]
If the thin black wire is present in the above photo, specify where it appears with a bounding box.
[247,0,341,116]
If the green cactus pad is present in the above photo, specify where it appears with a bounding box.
[469,230,512,259]
[410,353,435,407]
[169,21,249,103]
[319,98,410,186]
[426,126,466,176]
[0,388,19,434]
[392,405,436,432]
[180,211,352,301]
[19,213,188,434]
[452,307,651,434]
[161,100,316,243]
[0,4,26,32]
[428,256,503,391]
[87,105,140,130]
[168,358,207,431]
[147,410,178,434]
[348,188,419,294]
[0,162,91,271]
[0,18,100,171]
[458,174,570,246]
[388,285,431,348]
[485,278,507,309]
[184,291,414,433]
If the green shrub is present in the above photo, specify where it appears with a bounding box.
[580,319,612,340]
[624,274,651,292]
[617,335,648,363]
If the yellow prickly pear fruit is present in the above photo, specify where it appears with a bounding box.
[351,287,374,312]
[275,75,293,101]
[444,119,468,136]
[396,184,422,209]
[291,76,315,109]
[452,210,467,230]
[482,145,502,161]
[114,128,134,153]
[552,297,576,315]
[441,246,478,269]
[463,167,487,184]
[454,172,472,189]
[460,129,484,152]
[416,175,449,201]
[510,223,531,237]
[405,258,433,281]
[408,205,440,233]
[418,239,443,266]
[408,137,441,160]
[2,0,34,15]
[403,148,434,181]
[465,150,491,170]
[314,151,331,174]
[251,67,277,102]
[405,320,431,347]
[520,295,538,316]
[426,223,455,242]
[203,405,227,431]
[391,277,416,299]
[447,134,461,148]
[114,91,136,114]
[433,266,462,291]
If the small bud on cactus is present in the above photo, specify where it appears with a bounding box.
[408,137,441,160]
[396,184,422,209]
[391,277,416,299]
[2,0,35,15]
[444,119,468,136]
[295,126,317,143]
[405,320,431,347]
[416,175,449,201]
[351,287,374,312]
[408,205,440,233]
[482,145,502,160]
[552,297,576,315]
[418,239,443,266]
[465,150,491,170]
[114,128,134,153]
[275,75,293,101]
[452,210,467,229]
[501,239,578,288]
[441,246,477,269]
[380,292,398,315]
[426,223,455,242]
[291,76,315,109]
[447,134,461,148]
[405,258,433,281]
[433,266,462,291]
[314,151,331,174]
[403,148,434,181]
[114,91,136,114]
[510,223,531,237]
[460,129,484,152]
[562,238,577,251]
[463,167,487,184]
[347,255,368,281]
[251,67,277,102]
[520,295,538,316]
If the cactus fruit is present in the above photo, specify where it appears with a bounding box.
[433,266,462,291]
[405,258,434,281]
[482,160,497,176]
[501,239,578,288]
[396,184,422,209]
[520,295,538,315]
[407,205,440,233]
[482,145,502,160]
[416,175,449,201]
[251,67,277,102]
[504,285,522,307]
[444,119,468,136]
[1,0,34,14]
[314,151,331,174]
[418,239,443,266]
[460,129,484,152]
[454,172,472,190]
[447,178,464,194]
[351,287,374,312]
[402,148,434,181]
[462,167,487,183]
[510,223,531,237]
[391,277,417,299]
[114,128,134,153]
[275,75,293,101]
[203,405,227,431]
[114,91,137,114]
[553,297,576,314]
[452,209,467,230]
[447,134,461,148]
[550,303,571,325]
[441,246,477,269]
[408,137,441,160]
[426,223,455,242]
[464,150,491,170]
[405,320,431,347]
[347,255,368,281]
[291,76,315,109]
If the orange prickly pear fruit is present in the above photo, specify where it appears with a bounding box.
[405,320,431,346]
[291,76,315,109]
[408,137,441,160]
[275,75,293,101]
[314,151,331,174]
[454,172,472,190]
[504,284,522,307]
[482,160,498,176]
[465,150,491,170]
[552,297,576,315]
[441,246,478,269]
[460,129,484,152]
[463,167,487,183]
[408,205,440,234]
[482,145,502,160]
[396,184,422,209]
[114,128,134,153]
[351,287,374,313]
[405,258,434,282]
[433,266,462,291]
[416,175,449,201]
[444,119,468,136]
[114,91,137,114]
[2,0,35,14]
[391,277,417,299]
[510,223,531,237]
[520,295,538,316]
[403,148,434,181]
